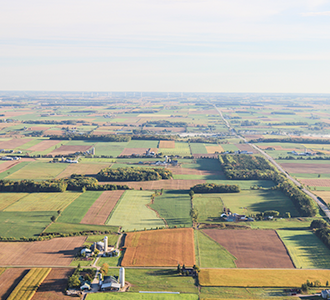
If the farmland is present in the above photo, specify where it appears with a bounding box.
[87,294,199,300]
[0,192,27,210]
[121,228,195,267]
[106,190,165,231]
[0,268,29,300]
[193,194,224,223]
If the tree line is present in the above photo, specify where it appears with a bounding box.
[191,183,240,193]
[249,137,330,145]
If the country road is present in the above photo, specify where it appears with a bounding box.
[212,103,330,220]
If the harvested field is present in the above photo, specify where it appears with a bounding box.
[0,138,32,149]
[28,126,53,131]
[158,140,175,148]
[122,228,195,267]
[56,162,110,178]
[205,145,224,153]
[32,268,74,300]
[0,268,29,300]
[99,179,206,190]
[199,269,330,287]
[280,163,330,174]
[0,236,86,266]
[44,130,64,135]
[50,145,93,155]
[313,191,330,203]
[203,229,294,268]
[119,148,158,156]
[169,167,224,177]
[80,190,124,225]
[300,178,330,187]
[236,144,258,154]
[28,139,61,152]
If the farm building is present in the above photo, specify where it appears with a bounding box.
[322,290,330,299]
[81,248,92,256]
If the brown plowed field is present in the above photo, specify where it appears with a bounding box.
[122,228,195,267]
[280,163,330,174]
[120,148,158,156]
[80,190,124,225]
[0,236,86,266]
[205,145,224,153]
[32,268,74,300]
[0,268,29,300]
[56,163,110,178]
[50,145,93,155]
[300,178,330,187]
[28,140,62,152]
[99,179,206,190]
[203,229,294,268]
[236,144,258,154]
[169,167,223,177]
[0,138,33,149]
[158,140,175,148]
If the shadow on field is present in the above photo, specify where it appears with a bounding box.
[1,269,29,300]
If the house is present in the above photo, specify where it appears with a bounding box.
[80,283,91,291]
[81,248,92,256]
[322,290,330,299]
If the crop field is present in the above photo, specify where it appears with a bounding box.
[80,190,124,225]
[205,145,224,153]
[160,142,191,156]
[195,230,236,268]
[280,162,330,174]
[126,140,159,148]
[6,161,68,180]
[236,143,258,154]
[32,268,74,300]
[219,190,299,216]
[87,293,199,300]
[0,211,54,238]
[199,269,330,287]
[0,138,33,149]
[56,162,110,178]
[44,222,117,235]
[277,230,330,269]
[250,217,312,230]
[150,190,192,227]
[313,191,330,203]
[170,166,226,180]
[57,191,103,223]
[300,178,330,187]
[0,236,86,266]
[159,140,175,148]
[94,142,128,156]
[0,192,27,210]
[182,158,222,172]
[50,144,93,155]
[0,160,22,173]
[122,228,195,267]
[106,190,165,231]
[7,268,51,300]
[120,147,158,156]
[0,268,29,300]
[193,194,224,223]
[190,143,208,154]
[4,192,80,212]
[0,161,33,179]
[27,139,62,152]
[203,229,294,268]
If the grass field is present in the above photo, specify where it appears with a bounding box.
[250,217,312,230]
[7,268,51,300]
[87,294,198,300]
[190,143,208,154]
[159,142,191,156]
[199,269,330,287]
[57,191,103,223]
[95,142,128,157]
[0,211,54,238]
[0,193,28,211]
[4,192,80,212]
[150,190,192,227]
[219,190,299,217]
[6,161,67,180]
[277,230,330,269]
[193,194,223,223]
[194,230,236,268]
[106,190,165,231]
[126,140,159,148]
[182,159,222,172]
[44,222,117,234]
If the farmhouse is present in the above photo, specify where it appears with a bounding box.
[321,290,330,299]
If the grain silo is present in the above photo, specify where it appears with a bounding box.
[119,267,125,288]
[104,236,108,252]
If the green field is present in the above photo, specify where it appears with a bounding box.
[193,194,223,223]
[159,142,191,156]
[44,222,117,234]
[277,230,330,269]
[190,143,208,154]
[0,211,54,238]
[4,192,80,212]
[182,159,222,172]
[150,190,192,227]
[0,161,32,179]
[0,193,28,210]
[6,161,67,180]
[219,190,299,217]
[195,230,236,268]
[126,140,159,148]
[57,191,103,223]
[95,142,128,156]
[250,217,313,230]
[106,190,165,231]
[87,294,198,300]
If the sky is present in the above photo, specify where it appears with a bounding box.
[1,0,330,93]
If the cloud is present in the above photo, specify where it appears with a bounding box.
[302,11,330,16]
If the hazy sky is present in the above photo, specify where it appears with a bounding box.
[1,0,330,93]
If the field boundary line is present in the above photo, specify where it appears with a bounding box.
[105,190,126,225]
[146,201,168,228]
[94,190,123,224]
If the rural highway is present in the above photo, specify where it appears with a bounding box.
[211,103,330,220]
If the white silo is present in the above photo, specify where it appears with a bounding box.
[104,236,108,252]
[119,267,125,288]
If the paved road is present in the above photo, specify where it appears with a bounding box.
[212,103,330,220]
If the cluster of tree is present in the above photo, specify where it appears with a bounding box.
[313,225,330,250]
[47,134,130,142]
[100,263,109,277]
[240,120,260,126]
[249,137,330,145]
[191,183,240,193]
[271,111,296,115]
[97,167,173,182]
[68,267,96,288]
[268,122,308,126]
[142,120,187,127]
[70,110,97,113]
[23,120,86,125]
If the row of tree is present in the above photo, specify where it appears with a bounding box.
[191,183,240,193]
[249,137,330,144]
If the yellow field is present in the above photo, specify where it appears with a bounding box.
[0,268,4,276]
[199,269,330,287]
[7,268,51,300]
[205,145,224,153]
[313,191,330,203]
[0,193,28,211]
